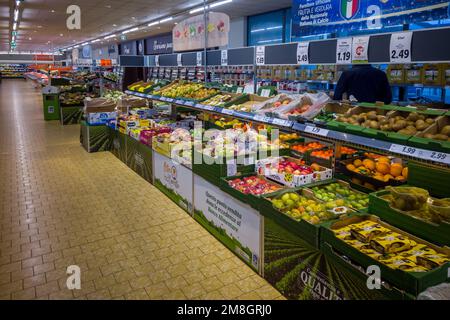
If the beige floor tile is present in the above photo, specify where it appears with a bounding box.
[0,80,284,301]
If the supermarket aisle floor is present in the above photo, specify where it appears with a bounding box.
[0,79,284,300]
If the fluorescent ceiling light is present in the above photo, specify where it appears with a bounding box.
[82,42,89,46]
[74,45,80,48]
[159,17,173,23]
[257,38,282,43]
[210,0,233,8]
[251,28,265,33]
[13,22,17,30]
[91,39,100,43]
[122,27,139,34]
[189,7,205,14]
[148,21,159,27]
[14,9,19,22]
[266,26,282,30]
[104,34,116,39]
[16,0,20,6]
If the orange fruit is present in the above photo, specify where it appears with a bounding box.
[390,163,403,177]
[395,176,406,181]
[346,164,356,171]
[353,159,363,167]
[378,157,390,164]
[374,175,385,181]
[362,159,376,171]
[384,174,394,182]
[376,162,391,175]
[402,167,408,179]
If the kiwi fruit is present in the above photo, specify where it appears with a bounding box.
[377,115,386,121]
[406,125,418,135]
[370,121,380,129]
[356,116,366,123]
[425,118,435,124]
[367,113,378,120]
[441,125,450,136]
[418,115,426,121]
[363,120,372,128]
[424,133,435,139]
[392,120,407,131]
[395,116,405,122]
[406,121,415,126]
[398,129,413,135]
[415,119,429,131]
[380,119,389,126]
[380,124,392,131]
[407,112,419,122]
[434,134,449,141]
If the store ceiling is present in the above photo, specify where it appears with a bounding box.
[0,0,291,53]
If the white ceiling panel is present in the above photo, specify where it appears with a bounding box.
[0,0,291,52]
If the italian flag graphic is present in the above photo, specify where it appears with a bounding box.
[341,0,359,19]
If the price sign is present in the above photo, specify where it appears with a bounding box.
[203,105,215,111]
[221,108,234,116]
[260,89,271,97]
[351,36,370,64]
[226,159,237,176]
[390,32,412,63]
[254,115,269,123]
[236,87,244,94]
[336,38,352,64]
[390,144,450,164]
[305,126,329,137]
[296,42,309,65]
[155,55,159,66]
[196,52,202,66]
[255,46,265,65]
[175,100,184,105]
[271,118,292,127]
[177,54,182,66]
[221,50,228,66]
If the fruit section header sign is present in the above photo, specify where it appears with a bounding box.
[145,33,173,55]
[292,0,449,37]
[173,12,229,51]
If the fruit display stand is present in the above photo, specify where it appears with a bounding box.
[320,214,450,296]
[125,134,153,184]
[192,149,255,186]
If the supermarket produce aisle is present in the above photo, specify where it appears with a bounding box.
[0,80,283,300]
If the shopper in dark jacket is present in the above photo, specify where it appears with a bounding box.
[333,65,392,104]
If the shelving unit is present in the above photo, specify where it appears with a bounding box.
[0,64,26,78]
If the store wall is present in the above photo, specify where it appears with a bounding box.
[228,17,247,48]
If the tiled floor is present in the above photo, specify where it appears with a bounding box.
[0,79,284,300]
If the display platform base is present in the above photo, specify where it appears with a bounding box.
[60,106,83,125]
[80,122,111,153]
[125,135,153,184]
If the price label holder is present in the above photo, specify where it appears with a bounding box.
[336,38,352,64]
[166,98,174,103]
[155,55,159,66]
[196,52,202,66]
[185,101,195,106]
[236,87,244,94]
[296,42,309,65]
[221,108,234,116]
[351,36,370,64]
[390,32,413,63]
[305,125,329,137]
[221,50,228,66]
[253,114,270,123]
[175,99,185,105]
[203,105,216,112]
[177,54,182,66]
[271,118,293,128]
[389,144,450,164]
[255,46,265,65]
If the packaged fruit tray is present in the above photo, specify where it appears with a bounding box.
[320,214,450,296]
[220,173,285,210]
[261,188,353,248]
[307,180,369,212]
[255,157,332,188]
[200,92,247,108]
[338,156,407,189]
[369,187,450,246]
